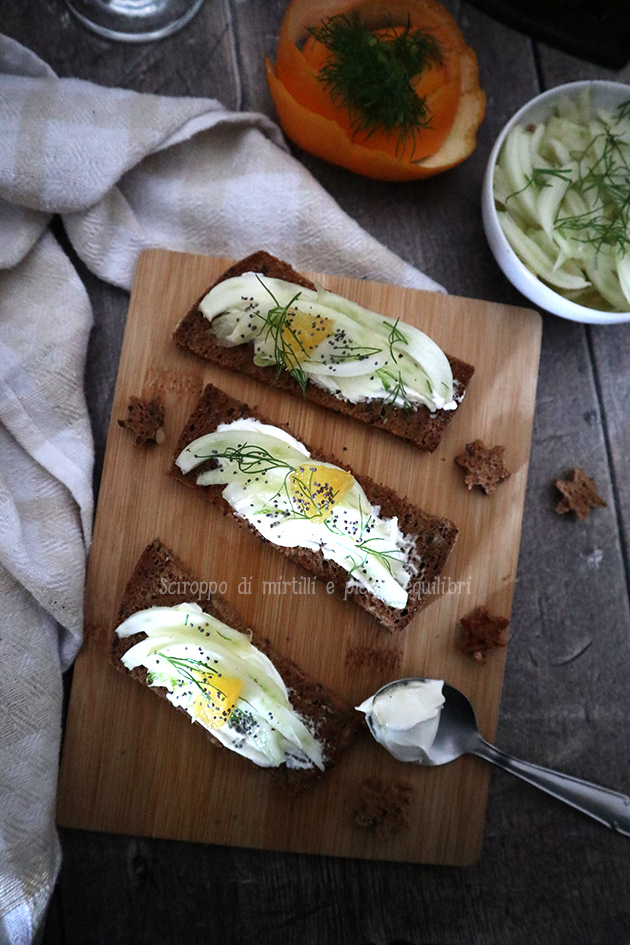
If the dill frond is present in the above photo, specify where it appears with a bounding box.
[308,11,443,155]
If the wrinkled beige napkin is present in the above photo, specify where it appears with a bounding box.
[0,32,443,944]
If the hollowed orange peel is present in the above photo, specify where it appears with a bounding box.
[265,0,486,180]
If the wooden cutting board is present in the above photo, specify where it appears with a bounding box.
[57,249,542,865]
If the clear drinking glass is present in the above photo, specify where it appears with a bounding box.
[64,0,205,42]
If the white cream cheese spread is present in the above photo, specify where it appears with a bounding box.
[356,678,445,763]
[116,602,324,770]
[199,273,456,413]
[176,418,418,609]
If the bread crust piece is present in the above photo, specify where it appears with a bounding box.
[170,383,458,633]
[112,539,363,795]
[173,250,474,452]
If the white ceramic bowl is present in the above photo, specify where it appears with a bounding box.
[482,80,630,325]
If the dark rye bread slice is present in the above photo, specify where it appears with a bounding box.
[169,383,458,633]
[173,250,475,453]
[112,539,362,795]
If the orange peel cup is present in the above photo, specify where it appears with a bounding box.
[265,0,486,181]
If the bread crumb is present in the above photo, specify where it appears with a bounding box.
[345,644,402,675]
[145,368,202,394]
[354,778,413,837]
[459,605,509,663]
[555,467,607,522]
[455,440,511,494]
[118,396,165,447]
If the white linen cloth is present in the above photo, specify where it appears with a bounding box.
[0,32,443,945]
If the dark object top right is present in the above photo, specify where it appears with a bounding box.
[467,0,630,69]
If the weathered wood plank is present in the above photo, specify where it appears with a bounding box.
[537,41,630,86]
[53,818,630,945]
[587,323,630,567]
[500,316,630,771]
[536,44,630,585]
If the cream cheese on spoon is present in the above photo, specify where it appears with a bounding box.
[357,678,445,763]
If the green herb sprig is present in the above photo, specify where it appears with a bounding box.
[195,442,294,478]
[556,126,630,256]
[255,276,310,393]
[205,445,405,585]
[308,11,443,155]
[157,654,229,705]
[228,279,426,409]
[286,464,342,517]
[255,277,383,378]
[506,102,630,259]
[375,367,413,413]
[333,496,404,578]
[270,477,405,578]
[383,317,409,363]
[153,654,261,728]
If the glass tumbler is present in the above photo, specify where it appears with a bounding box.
[64,0,205,42]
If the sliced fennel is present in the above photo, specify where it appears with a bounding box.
[199,273,455,412]
[494,89,630,312]
[117,602,324,770]
[175,417,415,609]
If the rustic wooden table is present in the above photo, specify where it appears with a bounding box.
[3,2,630,943]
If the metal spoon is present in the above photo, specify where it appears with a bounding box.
[364,678,630,837]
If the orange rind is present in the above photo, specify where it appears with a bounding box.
[266,0,485,180]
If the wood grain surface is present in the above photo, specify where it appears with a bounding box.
[56,249,541,864]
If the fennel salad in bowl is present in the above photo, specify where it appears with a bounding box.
[482,81,630,324]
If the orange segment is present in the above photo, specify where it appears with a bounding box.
[289,463,355,519]
[281,309,333,366]
[266,0,485,180]
[191,674,243,730]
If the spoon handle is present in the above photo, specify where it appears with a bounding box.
[474,740,630,837]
